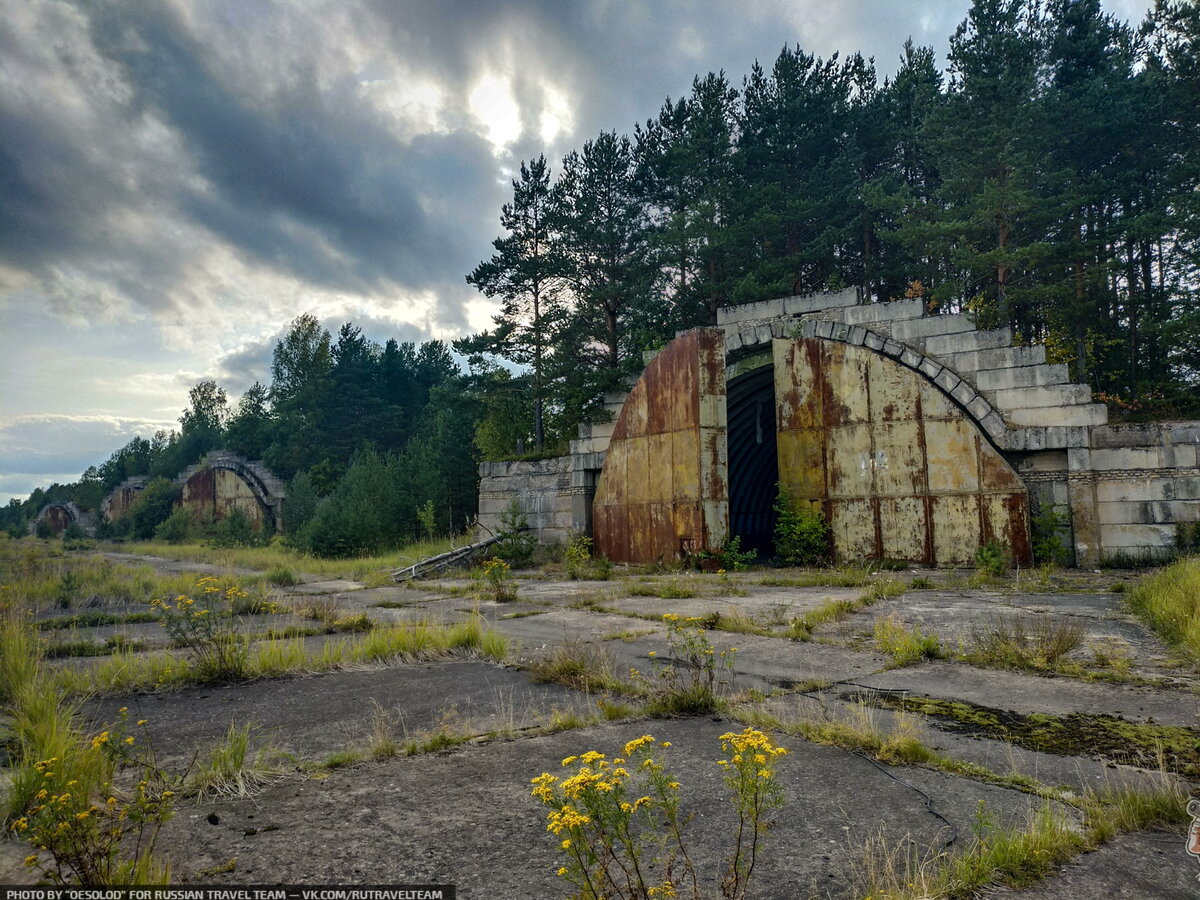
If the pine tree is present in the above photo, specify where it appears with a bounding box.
[732,46,861,302]
[868,40,948,303]
[929,0,1048,328]
[556,131,653,372]
[461,156,567,449]
[635,72,740,329]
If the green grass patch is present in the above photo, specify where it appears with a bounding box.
[873,615,944,666]
[757,566,875,588]
[783,577,905,640]
[1126,555,1200,662]
[1,539,264,611]
[47,615,507,695]
[37,611,159,630]
[527,639,635,695]
[109,535,465,582]
[43,634,146,659]
[626,579,696,599]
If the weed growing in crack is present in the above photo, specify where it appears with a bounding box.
[966,614,1085,671]
[529,639,630,694]
[638,614,737,716]
[186,722,292,799]
[784,577,904,641]
[851,771,1189,900]
[151,577,267,684]
[873,615,944,665]
[476,557,519,602]
[530,729,787,900]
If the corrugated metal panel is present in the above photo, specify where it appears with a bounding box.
[593,329,729,564]
[180,467,270,531]
[774,338,1031,565]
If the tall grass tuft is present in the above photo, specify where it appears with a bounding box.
[1126,555,1200,661]
[186,722,291,799]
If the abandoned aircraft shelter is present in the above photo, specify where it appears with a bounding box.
[479,288,1200,568]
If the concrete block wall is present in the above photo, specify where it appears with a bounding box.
[477,453,603,545]
[1067,423,1200,564]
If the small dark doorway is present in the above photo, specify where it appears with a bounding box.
[727,365,778,556]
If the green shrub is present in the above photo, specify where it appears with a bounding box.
[35,518,56,540]
[124,478,180,541]
[62,521,85,542]
[565,533,611,580]
[975,539,1010,576]
[493,499,534,566]
[154,507,196,544]
[266,564,298,587]
[773,489,829,566]
[209,507,264,548]
[282,471,320,544]
[698,535,757,571]
[1175,521,1200,555]
[416,499,437,542]
[1030,503,1071,566]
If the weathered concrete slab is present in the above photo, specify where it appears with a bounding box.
[827,588,1187,677]
[88,661,595,763]
[848,661,1200,729]
[756,692,1181,795]
[153,718,1063,896]
[983,831,1199,899]
[284,578,367,594]
[606,585,864,625]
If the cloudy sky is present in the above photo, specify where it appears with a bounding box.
[0,0,1154,503]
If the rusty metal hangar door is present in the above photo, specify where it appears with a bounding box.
[592,329,1031,566]
[774,338,1031,566]
[593,329,728,564]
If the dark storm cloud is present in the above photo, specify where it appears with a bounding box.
[83,1,498,294]
[0,0,975,329]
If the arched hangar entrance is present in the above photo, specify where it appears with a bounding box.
[593,328,1032,566]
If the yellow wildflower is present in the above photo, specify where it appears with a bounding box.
[623,735,655,756]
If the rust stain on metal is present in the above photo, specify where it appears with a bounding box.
[775,339,1030,566]
[44,507,72,532]
[104,487,142,522]
[181,467,269,531]
[594,329,728,564]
